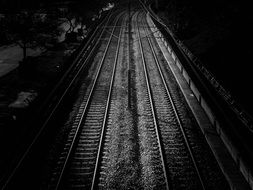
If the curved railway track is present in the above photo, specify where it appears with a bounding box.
[48,11,127,190]
[134,10,229,190]
[48,7,229,190]
[134,11,170,190]
[1,2,230,190]
[0,8,116,190]
[135,11,205,189]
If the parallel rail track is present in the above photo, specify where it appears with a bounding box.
[134,11,170,190]
[134,10,228,189]
[0,9,116,190]
[49,12,126,190]
[136,11,206,189]
[1,3,230,190]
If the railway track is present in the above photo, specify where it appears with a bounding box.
[0,8,116,190]
[1,2,230,190]
[48,11,127,190]
[48,7,229,190]
[135,11,205,189]
[134,10,229,190]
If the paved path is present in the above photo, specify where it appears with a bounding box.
[0,45,42,77]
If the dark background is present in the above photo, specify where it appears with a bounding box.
[154,0,253,117]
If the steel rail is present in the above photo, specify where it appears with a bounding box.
[38,9,114,114]
[91,14,125,190]
[55,12,125,190]
[1,10,115,190]
[135,11,170,190]
[140,12,207,190]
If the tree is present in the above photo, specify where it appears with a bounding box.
[67,2,97,30]
[4,10,61,61]
[61,0,108,41]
